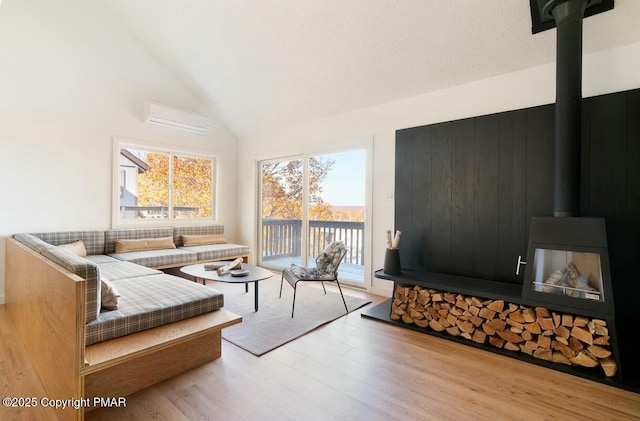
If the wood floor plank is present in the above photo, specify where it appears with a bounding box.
[2,280,639,421]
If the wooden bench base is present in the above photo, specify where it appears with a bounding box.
[83,310,241,406]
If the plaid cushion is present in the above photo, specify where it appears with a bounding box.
[85,274,224,345]
[179,243,250,261]
[108,248,197,268]
[99,261,161,281]
[13,233,54,254]
[85,254,121,264]
[32,231,106,255]
[173,225,224,247]
[41,247,101,323]
[105,227,174,254]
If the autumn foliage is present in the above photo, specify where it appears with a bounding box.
[137,152,214,218]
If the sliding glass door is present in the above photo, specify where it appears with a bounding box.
[259,149,367,286]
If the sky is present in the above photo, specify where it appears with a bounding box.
[319,149,366,207]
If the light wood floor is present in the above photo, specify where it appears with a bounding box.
[2,284,639,421]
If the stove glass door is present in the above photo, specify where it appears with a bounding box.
[530,249,604,302]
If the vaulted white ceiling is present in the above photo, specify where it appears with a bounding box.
[104,1,640,139]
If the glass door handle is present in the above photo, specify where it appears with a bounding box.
[515,255,527,276]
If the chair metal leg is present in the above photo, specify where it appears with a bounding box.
[291,283,298,317]
[279,273,284,298]
[321,281,327,294]
[335,280,349,314]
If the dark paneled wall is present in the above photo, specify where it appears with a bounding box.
[395,88,640,323]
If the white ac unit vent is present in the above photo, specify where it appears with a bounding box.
[143,101,212,135]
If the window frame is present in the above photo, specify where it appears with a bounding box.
[112,137,218,228]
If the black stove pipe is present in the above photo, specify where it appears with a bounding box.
[543,0,588,217]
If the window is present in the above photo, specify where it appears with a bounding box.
[114,139,216,226]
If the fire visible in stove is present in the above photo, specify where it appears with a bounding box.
[531,248,603,302]
[520,217,614,316]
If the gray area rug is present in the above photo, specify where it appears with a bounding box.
[206,275,371,356]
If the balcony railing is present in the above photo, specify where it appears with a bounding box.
[261,219,365,266]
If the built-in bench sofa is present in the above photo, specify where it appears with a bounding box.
[5,225,250,420]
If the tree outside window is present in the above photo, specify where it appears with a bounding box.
[118,146,215,221]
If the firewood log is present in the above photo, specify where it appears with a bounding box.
[456,299,468,310]
[570,326,593,345]
[497,330,524,344]
[482,323,496,336]
[594,324,608,336]
[552,340,576,359]
[506,319,524,331]
[573,316,589,327]
[472,330,487,344]
[489,337,505,348]
[524,340,538,351]
[524,322,542,335]
[537,318,556,332]
[449,307,463,316]
[470,297,483,307]
[521,330,533,341]
[428,319,444,332]
[600,358,617,377]
[555,325,570,339]
[468,306,480,317]
[533,348,552,361]
[409,308,423,320]
[573,351,598,368]
[587,345,611,359]
[520,345,534,356]
[593,335,610,346]
[486,318,507,331]
[456,320,475,334]
[444,293,456,304]
[535,307,550,318]
[569,337,584,352]
[553,313,561,328]
[478,307,496,320]
[460,332,473,340]
[504,342,520,351]
[438,317,451,328]
[402,313,414,324]
[537,335,551,349]
[446,326,461,336]
[486,300,504,313]
[415,318,430,328]
[592,318,606,326]
[446,313,458,326]
[522,308,536,323]
[509,311,525,324]
[552,352,572,365]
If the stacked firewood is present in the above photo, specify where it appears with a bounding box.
[391,284,617,377]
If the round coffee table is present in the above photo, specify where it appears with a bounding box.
[180,262,273,312]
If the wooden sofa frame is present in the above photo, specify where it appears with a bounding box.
[5,238,243,420]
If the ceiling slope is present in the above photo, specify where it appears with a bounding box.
[104,0,640,139]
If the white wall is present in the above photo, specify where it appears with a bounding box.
[237,41,640,297]
[0,0,238,304]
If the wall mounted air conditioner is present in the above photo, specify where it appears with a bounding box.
[143,101,212,135]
